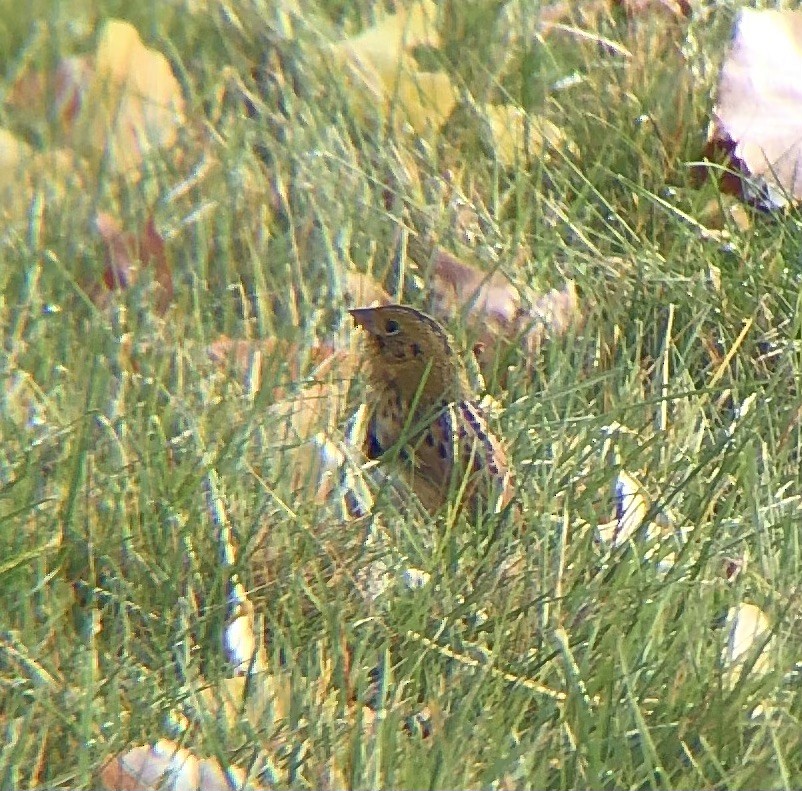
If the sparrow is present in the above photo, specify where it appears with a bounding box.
[349,304,514,515]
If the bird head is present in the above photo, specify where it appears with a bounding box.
[349,304,468,401]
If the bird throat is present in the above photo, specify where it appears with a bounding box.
[380,356,462,409]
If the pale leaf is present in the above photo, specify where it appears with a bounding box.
[44,20,187,177]
[100,739,270,791]
[99,740,200,791]
[339,0,439,86]
[482,104,571,166]
[334,1,455,134]
[722,602,774,685]
[393,70,457,134]
[710,8,802,208]
[0,128,31,192]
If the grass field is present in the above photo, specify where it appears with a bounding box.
[3,1,802,788]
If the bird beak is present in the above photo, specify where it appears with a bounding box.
[348,307,375,332]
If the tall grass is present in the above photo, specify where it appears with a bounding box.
[2,1,802,788]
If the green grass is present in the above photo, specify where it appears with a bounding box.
[3,0,802,788]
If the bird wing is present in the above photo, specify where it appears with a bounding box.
[365,400,513,514]
[406,401,513,514]
[364,402,453,510]
[452,401,514,513]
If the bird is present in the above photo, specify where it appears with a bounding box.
[349,304,514,515]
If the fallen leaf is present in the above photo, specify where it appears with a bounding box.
[392,69,457,134]
[422,247,519,376]
[721,602,774,685]
[7,55,92,128]
[422,246,581,375]
[87,20,185,174]
[222,588,267,676]
[333,1,456,134]
[99,740,199,791]
[337,0,440,96]
[596,463,688,573]
[520,279,582,355]
[99,739,269,791]
[10,20,185,178]
[54,56,96,127]
[481,104,572,166]
[268,376,352,445]
[428,248,519,324]
[709,8,802,209]
[95,212,173,310]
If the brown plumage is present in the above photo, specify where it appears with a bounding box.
[349,304,514,515]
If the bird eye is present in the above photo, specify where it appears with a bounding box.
[385,319,400,335]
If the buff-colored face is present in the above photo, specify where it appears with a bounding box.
[349,305,448,371]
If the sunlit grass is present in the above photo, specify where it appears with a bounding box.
[2,1,802,788]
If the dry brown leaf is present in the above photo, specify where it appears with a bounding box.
[424,248,581,375]
[428,247,521,328]
[95,212,173,310]
[428,250,519,378]
[709,8,802,209]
